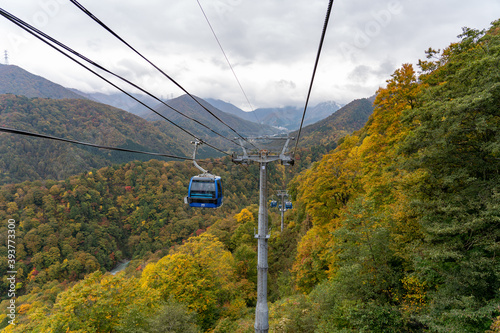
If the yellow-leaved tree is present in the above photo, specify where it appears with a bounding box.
[291,64,423,300]
[16,271,148,333]
[140,233,243,329]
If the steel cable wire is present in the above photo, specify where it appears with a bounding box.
[69,0,260,151]
[0,8,230,156]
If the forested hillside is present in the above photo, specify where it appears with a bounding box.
[0,65,85,100]
[1,19,499,333]
[0,157,274,330]
[287,21,500,332]
[0,95,194,184]
[294,96,375,148]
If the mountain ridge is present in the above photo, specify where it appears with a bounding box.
[0,64,87,100]
[144,94,281,141]
[0,94,193,184]
[292,96,375,148]
[0,63,374,185]
[205,97,344,131]
[0,64,347,136]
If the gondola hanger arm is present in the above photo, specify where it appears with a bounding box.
[191,140,209,175]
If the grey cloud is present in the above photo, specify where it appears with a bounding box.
[276,80,297,90]
[348,59,396,83]
[0,0,499,108]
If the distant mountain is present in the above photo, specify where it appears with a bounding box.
[306,101,345,124]
[0,63,361,166]
[144,94,281,146]
[0,65,279,165]
[71,90,159,117]
[204,98,343,131]
[67,92,282,143]
[0,64,165,118]
[0,94,193,184]
[0,64,86,100]
[294,97,375,148]
[204,98,250,120]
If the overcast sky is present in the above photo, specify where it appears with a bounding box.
[0,0,499,110]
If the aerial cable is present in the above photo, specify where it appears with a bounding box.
[69,0,259,151]
[0,126,194,161]
[0,8,230,157]
[0,8,227,155]
[0,9,239,150]
[293,0,334,155]
[196,0,262,127]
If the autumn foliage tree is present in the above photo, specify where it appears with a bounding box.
[140,234,244,329]
[287,19,500,332]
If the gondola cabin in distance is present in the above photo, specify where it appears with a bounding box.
[185,175,223,208]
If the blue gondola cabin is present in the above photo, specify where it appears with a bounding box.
[185,175,223,208]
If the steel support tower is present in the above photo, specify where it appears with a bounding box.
[232,137,293,333]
